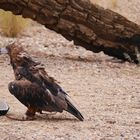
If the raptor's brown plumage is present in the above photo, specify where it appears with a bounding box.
[3,43,84,121]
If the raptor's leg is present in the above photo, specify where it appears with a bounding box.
[22,107,36,121]
[37,109,43,114]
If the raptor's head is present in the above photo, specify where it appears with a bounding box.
[0,43,39,68]
[0,43,22,56]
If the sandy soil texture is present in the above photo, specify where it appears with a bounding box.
[0,1,140,139]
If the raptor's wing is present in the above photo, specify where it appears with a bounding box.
[18,66,67,96]
[8,80,64,112]
[39,70,67,96]
[12,67,84,121]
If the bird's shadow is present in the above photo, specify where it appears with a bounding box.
[6,112,78,122]
[36,113,78,122]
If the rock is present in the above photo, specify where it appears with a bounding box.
[0,100,9,116]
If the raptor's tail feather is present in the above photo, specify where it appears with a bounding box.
[65,96,84,121]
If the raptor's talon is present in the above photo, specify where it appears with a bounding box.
[22,114,35,121]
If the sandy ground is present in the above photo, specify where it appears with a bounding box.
[0,1,140,140]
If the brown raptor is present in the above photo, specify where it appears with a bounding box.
[0,43,84,121]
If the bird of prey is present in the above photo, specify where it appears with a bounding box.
[0,43,84,121]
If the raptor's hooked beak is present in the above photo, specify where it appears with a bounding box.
[0,47,8,55]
